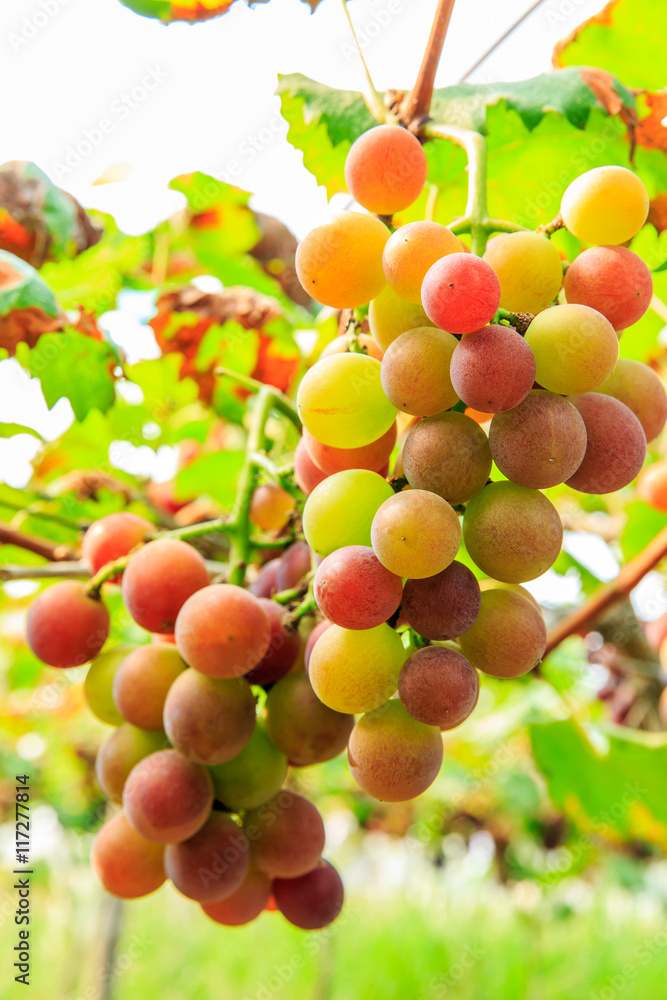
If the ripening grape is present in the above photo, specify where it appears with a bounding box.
[524,303,619,395]
[244,792,325,878]
[638,460,667,511]
[202,868,271,927]
[175,584,271,678]
[421,253,501,335]
[463,482,562,583]
[398,646,479,730]
[344,124,427,215]
[304,619,332,672]
[265,671,353,766]
[309,622,406,714]
[294,438,328,495]
[347,699,443,802]
[560,165,649,245]
[459,589,546,678]
[566,393,646,494]
[84,644,135,725]
[273,860,344,930]
[382,222,461,303]
[95,724,166,804]
[302,469,393,558]
[450,324,536,413]
[402,412,492,504]
[313,545,403,630]
[27,581,110,669]
[320,332,383,362]
[244,598,302,687]
[303,423,396,476]
[483,231,563,314]
[297,353,397,449]
[295,211,389,308]
[250,558,281,598]
[123,749,213,844]
[371,489,461,579]
[92,811,166,900]
[165,812,249,904]
[368,284,435,353]
[401,561,481,641]
[209,722,287,811]
[163,669,256,766]
[249,484,295,532]
[112,644,187,731]
[478,578,540,610]
[122,538,209,634]
[380,327,459,416]
[489,389,587,489]
[563,246,652,331]
[275,540,312,593]
[595,359,667,443]
[82,512,154,575]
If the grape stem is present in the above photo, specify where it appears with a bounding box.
[545,524,667,656]
[0,522,77,562]
[340,0,386,124]
[400,0,457,127]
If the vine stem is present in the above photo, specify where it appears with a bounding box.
[340,0,386,123]
[400,0,457,126]
[545,524,667,656]
[0,523,77,562]
[425,123,488,254]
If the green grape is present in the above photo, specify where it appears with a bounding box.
[371,489,461,579]
[463,482,562,583]
[459,589,546,678]
[382,221,461,304]
[302,469,393,558]
[295,211,389,308]
[84,645,135,726]
[402,412,492,504]
[560,165,649,245]
[309,623,406,714]
[524,303,618,395]
[380,327,459,416]
[368,285,435,353]
[483,231,563,314]
[209,723,287,812]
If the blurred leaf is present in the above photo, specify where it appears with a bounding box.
[621,500,667,561]
[0,423,42,440]
[28,330,116,421]
[174,450,244,507]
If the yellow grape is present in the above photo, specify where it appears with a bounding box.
[368,285,435,353]
[560,166,649,245]
[371,489,461,579]
[302,469,394,558]
[309,623,406,714]
[483,231,563,314]
[382,222,461,304]
[295,211,389,308]
[524,303,618,395]
[380,327,459,416]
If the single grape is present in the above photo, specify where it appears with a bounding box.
[295,211,389,308]
[249,484,295,532]
[595,358,667,443]
[265,671,353,766]
[489,389,587,489]
[313,545,403,630]
[344,124,427,215]
[302,469,393,558]
[165,812,249,904]
[382,221,461,303]
[245,598,302,687]
[163,669,256,766]
[123,749,213,844]
[309,622,406,714]
[421,253,501,335]
[250,557,281,598]
[201,868,271,927]
[84,644,135,725]
[478,578,540,610]
[304,619,332,672]
[463,481,562,583]
[450,324,536,413]
[402,412,492,504]
[371,489,461,579]
[91,811,166,900]
[294,438,328,495]
[638,460,667,511]
[82,512,153,575]
[380,327,459,416]
[398,646,479,730]
[563,246,652,331]
[96,724,166,804]
[121,538,209,634]
[297,353,397,449]
[273,860,344,930]
[401,561,481,641]
[26,581,109,669]
[368,284,435,353]
[303,423,396,476]
[244,791,325,878]
[566,393,646,494]
[560,165,649,245]
[175,584,271,678]
[459,589,546,678]
[524,303,618,395]
[483,231,563,314]
[112,644,187,731]
[209,722,287,811]
[320,332,383,362]
[347,699,443,802]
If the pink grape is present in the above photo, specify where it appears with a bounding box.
[421,253,501,335]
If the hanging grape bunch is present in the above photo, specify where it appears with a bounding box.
[23,121,665,934]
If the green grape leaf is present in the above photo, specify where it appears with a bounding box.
[621,500,667,562]
[0,423,43,440]
[175,450,245,507]
[0,250,59,318]
[28,330,116,422]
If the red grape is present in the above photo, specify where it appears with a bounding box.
[122,539,209,634]
[26,581,109,669]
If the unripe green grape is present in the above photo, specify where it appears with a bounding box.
[382,221,461,304]
[371,489,461,579]
[297,353,397,449]
[459,589,546,678]
[560,165,648,245]
[524,303,618,395]
[85,644,136,726]
[309,623,406,714]
[295,211,389,308]
[302,469,393,558]
[483,231,563,314]
[368,285,435,353]
[209,723,287,812]
[463,481,562,583]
